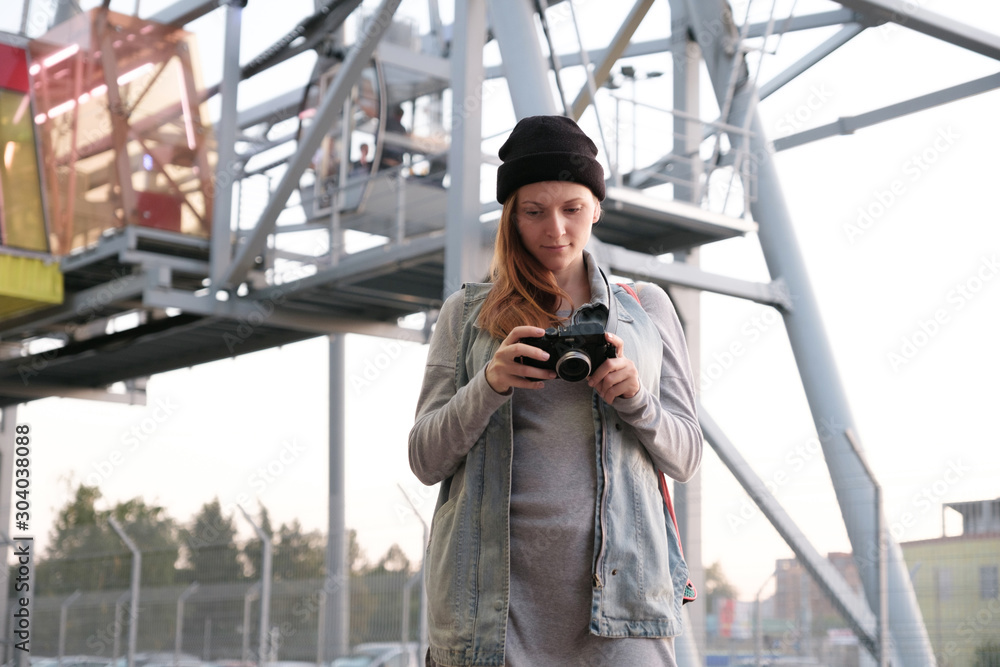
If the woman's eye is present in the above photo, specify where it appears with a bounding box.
[523,210,540,217]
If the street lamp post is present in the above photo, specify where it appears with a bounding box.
[755,570,776,667]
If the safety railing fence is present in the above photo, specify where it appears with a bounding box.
[13,546,421,664]
[14,532,999,666]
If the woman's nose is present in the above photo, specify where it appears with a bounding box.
[543,212,566,237]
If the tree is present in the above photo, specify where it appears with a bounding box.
[243,506,325,581]
[30,484,180,657]
[36,484,111,594]
[180,498,243,583]
[245,517,327,660]
[704,561,738,613]
[109,497,181,586]
[975,641,1000,667]
[351,543,415,644]
[371,543,411,575]
[177,499,245,660]
[273,519,325,581]
[35,484,180,594]
[348,527,369,574]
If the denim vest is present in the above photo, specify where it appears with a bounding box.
[426,272,689,666]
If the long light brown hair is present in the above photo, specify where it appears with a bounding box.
[477,191,570,338]
[477,191,571,339]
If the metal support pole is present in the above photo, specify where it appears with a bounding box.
[58,590,82,667]
[699,405,882,656]
[485,0,558,117]
[239,506,272,667]
[800,569,812,655]
[5,600,11,667]
[174,582,199,667]
[0,407,17,649]
[19,0,30,34]
[316,590,327,667]
[670,9,704,662]
[847,429,890,667]
[242,583,260,665]
[330,94,353,264]
[113,591,129,665]
[395,170,406,245]
[535,0,571,115]
[324,334,349,659]
[569,0,656,120]
[742,102,926,663]
[210,0,246,293]
[109,517,141,667]
[398,484,428,660]
[565,0,616,184]
[678,1,935,662]
[401,571,420,645]
[444,0,488,294]
[754,571,775,667]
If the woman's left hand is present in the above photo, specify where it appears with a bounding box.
[587,332,640,403]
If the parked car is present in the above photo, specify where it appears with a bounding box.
[109,654,212,667]
[330,643,419,667]
[31,658,112,667]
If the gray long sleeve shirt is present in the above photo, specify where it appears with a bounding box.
[410,265,701,666]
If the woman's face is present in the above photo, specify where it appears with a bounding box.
[514,181,600,281]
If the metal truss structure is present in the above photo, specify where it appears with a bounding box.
[3,0,999,663]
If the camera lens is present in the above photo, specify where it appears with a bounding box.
[555,351,591,382]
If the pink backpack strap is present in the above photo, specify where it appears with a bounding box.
[617,282,640,305]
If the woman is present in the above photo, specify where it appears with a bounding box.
[409,115,702,666]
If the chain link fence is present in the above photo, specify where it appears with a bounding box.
[10,542,421,665]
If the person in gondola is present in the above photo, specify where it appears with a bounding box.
[379,104,407,169]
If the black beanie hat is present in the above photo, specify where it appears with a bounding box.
[496,115,606,204]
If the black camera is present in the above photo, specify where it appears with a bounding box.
[518,322,616,382]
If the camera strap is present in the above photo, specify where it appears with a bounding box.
[596,266,621,336]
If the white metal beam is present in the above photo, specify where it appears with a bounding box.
[236,89,305,131]
[210,1,245,292]
[589,239,792,310]
[148,0,218,27]
[758,23,865,100]
[836,0,1000,61]
[251,233,446,304]
[0,383,148,405]
[487,0,558,116]
[141,287,428,342]
[746,8,864,38]
[444,0,489,295]
[678,0,938,661]
[570,0,655,120]
[481,10,867,80]
[698,406,885,659]
[773,71,1000,151]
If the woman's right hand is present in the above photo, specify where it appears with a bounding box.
[485,326,558,394]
